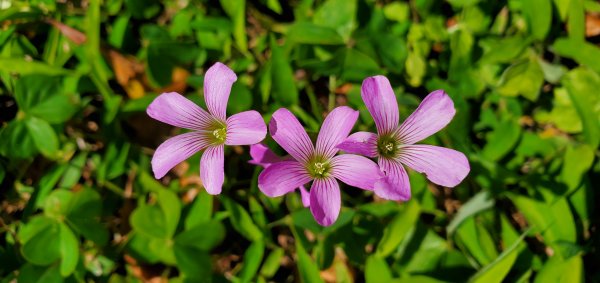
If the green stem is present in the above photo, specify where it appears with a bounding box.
[328,76,336,111]
[305,84,323,123]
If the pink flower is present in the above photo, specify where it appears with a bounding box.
[338,76,470,201]
[249,144,310,207]
[258,107,383,226]
[147,62,267,195]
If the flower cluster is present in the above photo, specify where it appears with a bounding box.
[147,62,470,226]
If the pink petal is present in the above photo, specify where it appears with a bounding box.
[201,145,225,195]
[203,62,237,120]
[397,90,456,144]
[374,158,411,201]
[151,132,211,179]
[299,185,310,207]
[249,144,283,168]
[315,106,359,159]
[330,154,382,191]
[361,76,399,135]
[225,110,267,145]
[398,145,469,187]
[258,160,312,197]
[310,178,341,226]
[336,131,378,158]
[147,92,215,130]
[269,108,314,164]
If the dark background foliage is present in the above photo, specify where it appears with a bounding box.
[0,0,599,282]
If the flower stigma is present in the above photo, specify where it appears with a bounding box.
[377,134,399,158]
[307,157,331,179]
[212,127,227,143]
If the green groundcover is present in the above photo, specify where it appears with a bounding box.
[0,0,599,282]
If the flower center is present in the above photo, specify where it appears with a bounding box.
[377,134,400,158]
[307,157,331,179]
[212,127,227,143]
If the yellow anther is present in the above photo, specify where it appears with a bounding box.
[212,128,227,141]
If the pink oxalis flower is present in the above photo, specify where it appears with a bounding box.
[147,62,267,194]
[338,75,470,201]
[258,107,383,226]
[249,144,310,207]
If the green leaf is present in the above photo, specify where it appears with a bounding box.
[567,0,585,40]
[14,75,63,113]
[338,48,381,82]
[146,41,199,87]
[553,0,570,20]
[383,2,410,22]
[296,236,324,283]
[222,197,263,241]
[286,22,345,45]
[389,276,445,283]
[249,196,267,228]
[560,143,594,191]
[0,58,71,76]
[17,264,63,283]
[0,164,4,184]
[569,180,592,222]
[58,223,78,276]
[175,220,225,251]
[126,233,168,264]
[534,87,582,133]
[220,0,247,52]
[455,217,496,266]
[479,36,530,64]
[97,142,130,182]
[266,0,282,13]
[447,191,495,235]
[553,38,600,74]
[446,0,481,8]
[59,152,88,188]
[124,0,160,19]
[108,15,131,49]
[156,188,181,238]
[184,191,213,229]
[227,82,253,114]
[19,216,62,265]
[270,37,298,106]
[405,51,426,87]
[66,188,109,245]
[239,241,265,283]
[509,193,576,248]
[468,231,527,283]
[534,255,583,283]
[313,0,357,41]
[173,246,212,279]
[260,248,284,278]
[401,230,449,273]
[130,205,169,239]
[497,57,544,100]
[44,190,73,218]
[522,0,552,40]
[376,201,420,257]
[562,67,600,148]
[257,61,272,104]
[365,256,392,283]
[0,120,37,159]
[548,198,577,244]
[481,119,521,161]
[25,116,59,158]
[28,94,79,124]
[374,34,407,74]
[538,59,568,83]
